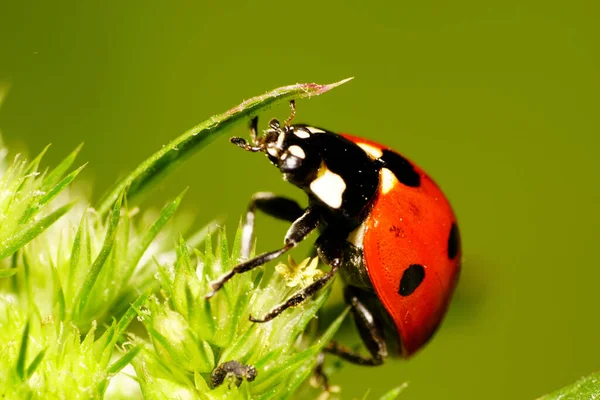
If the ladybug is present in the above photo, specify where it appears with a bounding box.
[206,101,461,363]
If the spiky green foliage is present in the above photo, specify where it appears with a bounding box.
[14,189,187,330]
[0,147,185,398]
[133,229,347,399]
[0,80,411,399]
[0,145,83,259]
[0,293,145,399]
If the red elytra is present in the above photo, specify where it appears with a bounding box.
[342,133,461,357]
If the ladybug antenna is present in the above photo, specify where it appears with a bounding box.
[284,100,296,127]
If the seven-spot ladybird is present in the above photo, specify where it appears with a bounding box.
[206,101,461,363]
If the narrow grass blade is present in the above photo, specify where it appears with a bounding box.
[42,143,83,190]
[379,383,409,400]
[22,145,50,176]
[35,163,85,211]
[107,347,141,375]
[19,163,86,223]
[16,320,30,381]
[72,194,122,318]
[96,78,353,215]
[0,268,18,278]
[254,307,350,393]
[66,212,86,298]
[185,218,221,249]
[116,292,150,336]
[127,189,187,271]
[26,348,47,379]
[538,371,600,400]
[0,201,75,259]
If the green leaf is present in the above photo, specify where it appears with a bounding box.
[538,371,600,400]
[19,163,86,223]
[22,144,50,177]
[42,143,83,190]
[96,78,353,215]
[72,194,122,318]
[126,189,187,276]
[26,348,47,379]
[138,227,351,398]
[107,347,140,375]
[0,268,18,278]
[254,306,350,394]
[379,383,409,400]
[15,320,30,381]
[0,201,75,259]
[123,292,151,331]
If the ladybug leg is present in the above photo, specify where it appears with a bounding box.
[324,286,388,366]
[240,192,304,259]
[249,261,339,322]
[312,352,330,391]
[249,230,344,322]
[249,116,259,145]
[205,207,321,299]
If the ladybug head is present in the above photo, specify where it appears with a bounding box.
[230,103,321,187]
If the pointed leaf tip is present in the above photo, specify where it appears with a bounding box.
[379,382,409,400]
[314,77,354,94]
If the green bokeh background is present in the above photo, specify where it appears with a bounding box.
[1,1,598,399]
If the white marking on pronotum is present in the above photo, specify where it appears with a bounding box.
[267,147,279,157]
[293,129,310,139]
[346,223,366,248]
[276,131,285,149]
[381,168,397,194]
[357,142,383,159]
[310,164,346,209]
[288,145,306,159]
[305,126,326,134]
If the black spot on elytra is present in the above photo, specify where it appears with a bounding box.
[398,264,425,297]
[448,223,460,260]
[381,150,421,187]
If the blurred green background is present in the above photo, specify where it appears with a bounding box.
[1,1,599,399]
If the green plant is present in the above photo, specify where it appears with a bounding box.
[5,78,595,400]
[537,372,600,400]
[0,80,406,399]
[133,229,347,399]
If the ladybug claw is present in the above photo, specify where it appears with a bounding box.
[205,282,220,299]
[205,271,235,300]
[249,314,267,323]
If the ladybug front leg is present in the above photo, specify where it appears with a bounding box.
[325,286,388,366]
[249,262,339,322]
[205,206,321,299]
[240,192,304,259]
[249,229,346,322]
